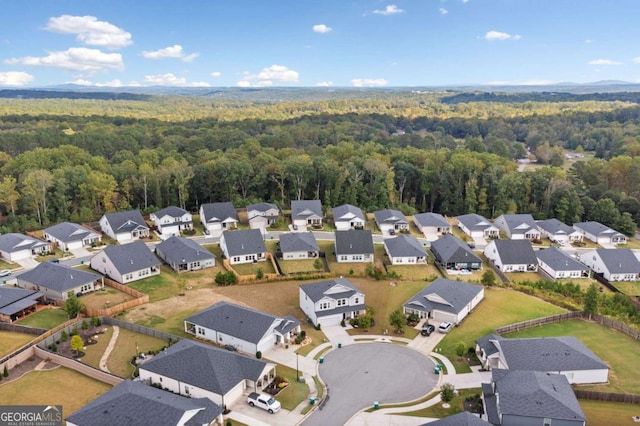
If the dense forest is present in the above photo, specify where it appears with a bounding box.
[0,92,638,235]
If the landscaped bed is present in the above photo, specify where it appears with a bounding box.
[401,387,482,418]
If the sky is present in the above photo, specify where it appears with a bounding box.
[1,0,639,88]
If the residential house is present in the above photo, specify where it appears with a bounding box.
[455,213,499,239]
[476,334,608,384]
[155,236,215,272]
[199,202,238,236]
[0,287,43,323]
[279,232,319,260]
[332,204,366,231]
[185,301,301,354]
[219,229,266,265]
[383,234,428,265]
[483,239,538,273]
[334,230,374,263]
[536,247,589,279]
[430,234,482,273]
[299,278,366,327]
[247,202,280,232]
[16,262,104,302]
[0,233,51,262]
[536,218,582,245]
[150,206,193,238]
[291,200,323,230]
[100,211,149,244]
[413,212,451,241]
[43,222,101,251]
[66,380,223,426]
[573,221,628,245]
[577,248,640,281]
[139,339,276,408]
[373,209,409,235]
[493,214,541,240]
[403,278,484,325]
[423,412,491,426]
[482,369,586,426]
[90,241,160,284]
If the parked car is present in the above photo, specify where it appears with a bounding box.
[438,322,453,334]
[49,258,60,263]
[247,392,281,414]
[421,324,435,336]
[0,269,11,277]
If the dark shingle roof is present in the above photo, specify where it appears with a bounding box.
[279,232,319,253]
[496,214,539,236]
[374,209,408,225]
[593,248,640,274]
[291,200,322,219]
[300,278,362,303]
[0,287,42,315]
[475,333,503,357]
[536,218,576,236]
[200,202,237,223]
[18,262,102,293]
[489,239,537,265]
[103,211,148,233]
[403,278,483,316]
[44,222,98,243]
[423,411,491,426]
[332,204,365,222]
[536,247,588,272]
[334,230,374,255]
[414,212,450,228]
[0,233,49,253]
[156,236,215,264]
[384,234,427,258]
[153,206,188,219]
[455,213,495,232]
[247,202,279,215]
[65,380,221,426]
[140,339,267,395]
[221,229,266,257]
[430,234,482,265]
[574,221,625,238]
[97,241,160,275]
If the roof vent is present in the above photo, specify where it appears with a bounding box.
[131,260,134,264]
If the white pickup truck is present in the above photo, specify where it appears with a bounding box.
[247,392,281,414]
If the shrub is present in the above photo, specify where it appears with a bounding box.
[3,365,8,378]
[313,259,323,270]
[456,342,466,357]
[90,317,101,327]
[256,268,264,280]
[60,331,68,342]
[300,330,306,339]
[70,326,78,336]
[349,268,354,275]
[340,319,346,327]
[440,383,456,403]
[316,323,321,331]
[49,343,58,352]
[215,271,238,286]
[81,320,89,330]
[294,335,305,344]
[358,315,372,329]
[481,270,497,287]
[256,351,262,359]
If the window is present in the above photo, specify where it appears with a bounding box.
[319,302,330,310]
[543,419,551,426]
[184,385,190,395]
[233,257,240,263]
[340,256,347,261]
[337,299,346,306]
[354,297,359,304]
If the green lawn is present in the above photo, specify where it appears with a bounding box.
[133,308,201,337]
[402,388,482,418]
[17,309,68,329]
[81,287,137,311]
[434,289,566,373]
[107,328,169,378]
[0,330,35,357]
[278,259,323,274]
[506,271,545,283]
[580,400,640,426]
[295,326,328,356]
[617,237,640,249]
[79,326,115,369]
[611,281,640,296]
[0,258,20,270]
[506,319,640,394]
[129,265,219,303]
[231,260,277,276]
[274,363,310,411]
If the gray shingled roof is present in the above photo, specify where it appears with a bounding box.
[536,247,588,272]
[374,209,408,225]
[414,212,450,228]
[185,301,299,344]
[430,234,482,265]
[103,211,148,233]
[496,214,538,236]
[335,230,374,256]
[332,204,365,222]
[593,248,640,274]
[536,218,575,236]
[483,369,586,423]
[97,241,160,275]
[475,333,502,357]
[200,202,237,223]
[403,278,483,316]
[455,213,495,232]
[300,278,362,303]
[156,236,215,264]
[140,339,267,396]
[221,229,266,257]
[490,239,537,265]
[279,232,319,253]
[247,202,279,215]
[65,380,221,426]
[18,262,102,293]
[574,221,625,238]
[0,233,49,254]
[384,234,427,258]
[291,200,322,219]
[0,287,42,315]
[153,206,188,219]
[44,222,98,243]
[422,412,491,426]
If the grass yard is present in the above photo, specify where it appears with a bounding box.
[36,248,65,262]
[617,237,640,249]
[129,265,219,303]
[79,326,114,369]
[0,366,111,417]
[17,308,68,329]
[81,287,137,311]
[506,271,545,283]
[580,400,640,426]
[231,260,277,276]
[402,388,482,418]
[279,259,324,274]
[132,307,201,337]
[0,330,35,357]
[506,319,640,394]
[0,258,20,270]
[611,281,640,296]
[295,326,328,356]
[434,288,566,373]
[274,363,310,411]
[106,328,168,378]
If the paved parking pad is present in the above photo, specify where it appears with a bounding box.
[303,342,437,426]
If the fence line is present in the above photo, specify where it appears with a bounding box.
[494,311,583,335]
[574,389,640,404]
[33,346,123,386]
[83,278,149,317]
[0,322,48,335]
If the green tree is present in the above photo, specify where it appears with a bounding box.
[456,342,466,357]
[389,309,405,334]
[21,169,54,225]
[440,383,456,403]
[70,335,84,357]
[615,212,637,237]
[481,270,497,287]
[0,176,20,217]
[64,292,83,319]
[584,283,600,320]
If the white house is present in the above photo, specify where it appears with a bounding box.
[334,230,374,263]
[483,239,538,273]
[373,209,409,235]
[383,234,428,265]
[246,202,280,233]
[219,229,266,265]
[90,241,160,284]
[279,232,319,260]
[291,200,323,230]
[577,249,640,281]
[184,301,301,354]
[536,247,589,280]
[43,222,101,251]
[455,213,499,239]
[573,221,628,245]
[536,218,583,245]
[413,212,451,241]
[100,211,149,244]
[299,278,366,328]
[493,214,541,240]
[16,262,104,302]
[150,206,193,238]
[199,202,238,236]
[0,233,51,262]
[332,204,366,231]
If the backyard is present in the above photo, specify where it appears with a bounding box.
[611,281,640,296]
[17,308,68,329]
[580,400,640,426]
[129,265,220,303]
[80,286,137,311]
[0,330,36,357]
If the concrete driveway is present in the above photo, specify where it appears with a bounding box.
[303,343,436,426]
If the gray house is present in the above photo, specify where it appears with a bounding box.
[483,240,538,273]
[299,278,366,327]
[577,248,640,282]
[332,204,366,231]
[536,247,589,280]
[456,213,499,239]
[16,262,104,301]
[155,236,215,272]
[573,221,627,245]
[90,241,160,284]
[43,222,101,251]
[99,211,149,244]
[413,212,451,241]
[0,287,43,323]
[430,234,482,273]
[150,206,193,238]
[291,200,323,230]
[0,233,51,262]
[247,202,280,232]
[279,232,319,260]
[424,412,491,426]
[199,202,238,236]
[383,234,428,265]
[536,218,582,245]
[373,209,409,235]
[493,214,541,240]
[334,229,374,263]
[219,229,267,265]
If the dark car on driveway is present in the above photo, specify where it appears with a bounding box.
[421,325,435,336]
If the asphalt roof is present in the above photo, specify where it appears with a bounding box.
[44,222,99,243]
[384,234,427,258]
[103,210,148,233]
[403,278,483,316]
[65,380,221,426]
[96,241,160,275]
[430,234,482,265]
[279,232,319,253]
[536,218,576,236]
[334,229,374,255]
[140,339,268,396]
[332,204,365,222]
[246,202,279,214]
[422,411,491,426]
[496,214,539,236]
[300,278,362,303]
[574,221,625,237]
[591,248,640,274]
[413,212,450,228]
[200,202,238,223]
[221,229,266,257]
[0,233,49,254]
[374,209,408,225]
[18,262,102,293]
[536,247,588,272]
[291,200,322,219]
[155,236,215,264]
[0,287,42,315]
[152,206,189,219]
[455,213,496,232]
[488,239,537,265]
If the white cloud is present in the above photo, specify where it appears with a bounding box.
[0,71,34,86]
[633,57,640,64]
[143,73,210,87]
[315,81,333,87]
[462,0,469,3]
[313,24,332,33]
[439,8,448,15]
[484,30,520,41]
[237,80,251,87]
[487,79,553,86]
[588,59,622,65]
[210,71,222,77]
[351,78,388,87]
[585,39,592,44]
[96,79,124,87]
[142,45,199,62]
[373,5,404,15]
[44,15,131,49]
[237,64,299,87]
[67,78,93,86]
[5,47,123,73]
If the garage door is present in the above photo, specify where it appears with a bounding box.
[10,250,31,261]
[319,314,342,327]
[225,380,246,406]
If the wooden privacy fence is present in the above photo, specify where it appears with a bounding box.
[222,253,281,283]
[494,311,583,335]
[83,278,148,317]
[574,389,640,404]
